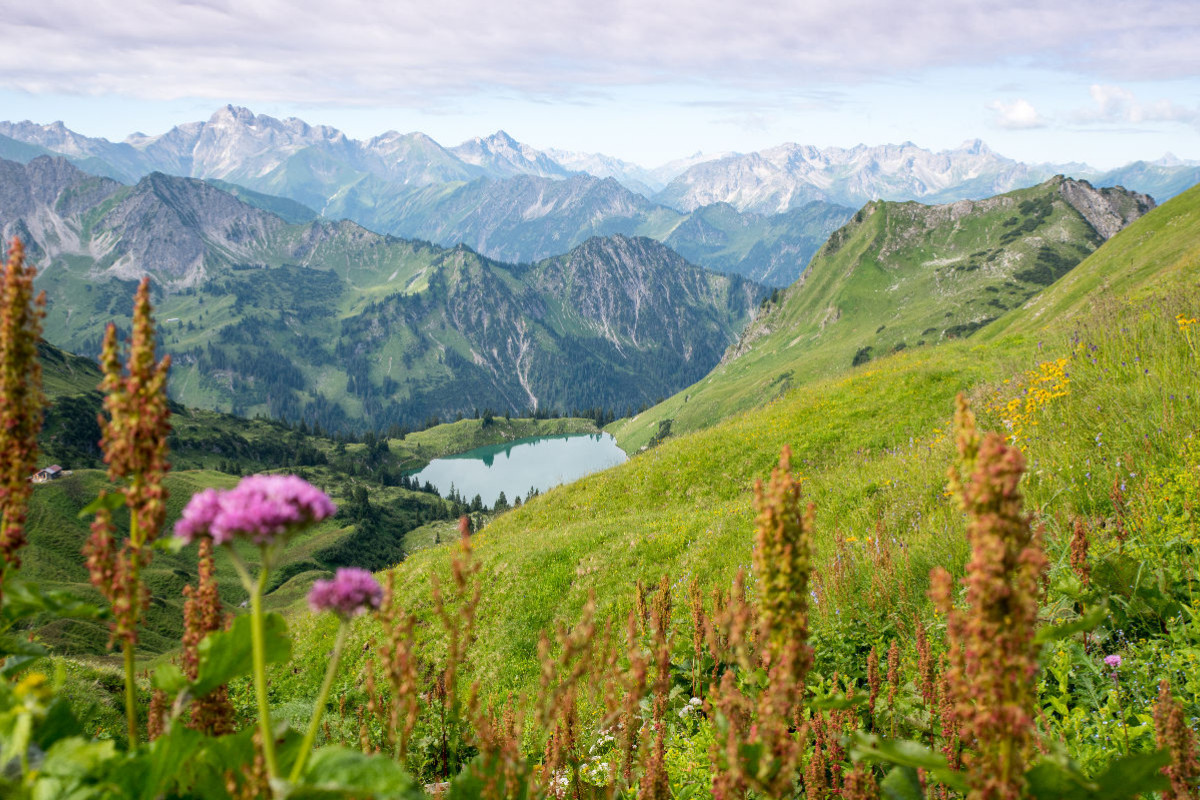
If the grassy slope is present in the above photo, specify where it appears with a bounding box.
[278,181,1200,707]
[30,339,597,658]
[609,179,1112,452]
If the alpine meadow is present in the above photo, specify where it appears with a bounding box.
[2,4,1200,799]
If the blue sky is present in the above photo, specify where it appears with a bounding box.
[1,0,1197,169]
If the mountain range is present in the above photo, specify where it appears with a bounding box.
[0,155,762,431]
[1,106,1195,285]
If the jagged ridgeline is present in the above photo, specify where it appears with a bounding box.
[0,156,765,432]
[614,176,1154,449]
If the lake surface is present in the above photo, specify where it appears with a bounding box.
[409,433,627,507]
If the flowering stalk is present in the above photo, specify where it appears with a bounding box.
[1155,679,1200,800]
[290,567,382,782]
[1105,654,1129,754]
[0,239,45,607]
[83,277,171,746]
[176,473,336,778]
[182,537,235,735]
[931,394,1047,800]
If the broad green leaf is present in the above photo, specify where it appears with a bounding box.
[1025,750,1169,800]
[1,580,107,626]
[78,490,125,518]
[811,692,867,711]
[32,697,83,751]
[153,664,188,695]
[192,612,291,698]
[880,765,924,800]
[290,745,423,799]
[1091,750,1170,799]
[848,732,968,792]
[0,633,47,659]
[1035,603,1109,644]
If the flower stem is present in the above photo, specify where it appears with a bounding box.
[123,514,142,748]
[123,640,138,746]
[289,620,350,783]
[249,564,279,778]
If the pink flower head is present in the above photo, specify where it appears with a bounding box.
[1104,654,1122,669]
[175,488,223,543]
[308,568,383,619]
[175,474,336,546]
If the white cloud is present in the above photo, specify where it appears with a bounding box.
[988,98,1047,129]
[0,1,1198,106]
[1073,84,1199,125]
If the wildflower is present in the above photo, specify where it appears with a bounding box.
[176,474,336,547]
[1104,654,1121,669]
[308,567,384,619]
[0,239,44,604]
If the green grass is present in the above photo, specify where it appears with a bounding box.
[275,181,1200,716]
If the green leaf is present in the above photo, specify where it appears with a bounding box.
[0,633,47,659]
[811,691,867,711]
[1036,603,1109,644]
[848,732,968,792]
[880,765,924,800]
[191,612,291,698]
[290,745,423,799]
[153,535,189,555]
[1025,750,1169,800]
[1091,750,1170,799]
[0,581,106,627]
[32,698,83,751]
[78,490,125,518]
[153,664,188,695]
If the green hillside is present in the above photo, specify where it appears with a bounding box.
[27,340,600,658]
[272,180,1200,712]
[610,176,1152,451]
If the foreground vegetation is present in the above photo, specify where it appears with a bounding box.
[3,182,1200,798]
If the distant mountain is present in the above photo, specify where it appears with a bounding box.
[653,140,1068,213]
[0,156,763,430]
[1,107,1193,285]
[334,171,853,285]
[451,130,569,179]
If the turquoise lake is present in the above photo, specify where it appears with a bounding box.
[408,433,628,507]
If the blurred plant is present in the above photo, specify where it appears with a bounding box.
[82,276,171,745]
[0,239,44,607]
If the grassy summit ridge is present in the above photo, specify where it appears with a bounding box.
[611,176,1152,451]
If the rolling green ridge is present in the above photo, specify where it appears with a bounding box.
[610,176,1152,451]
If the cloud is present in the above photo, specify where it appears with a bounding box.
[0,1,1198,107]
[988,99,1047,129]
[1073,84,1199,125]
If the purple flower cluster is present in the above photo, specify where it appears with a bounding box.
[308,567,383,618]
[1104,654,1122,669]
[175,474,336,546]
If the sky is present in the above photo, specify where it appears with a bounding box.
[0,0,1198,170]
